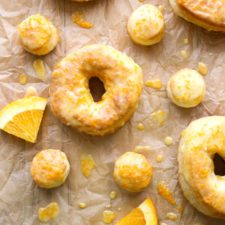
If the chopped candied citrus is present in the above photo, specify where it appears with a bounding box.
[151,110,167,126]
[25,86,38,98]
[157,181,176,205]
[116,199,158,225]
[33,59,46,81]
[103,210,116,224]
[133,145,151,153]
[38,202,60,222]
[164,136,173,146]
[19,74,28,85]
[137,123,145,131]
[158,5,165,13]
[145,79,162,89]
[198,62,208,76]
[166,212,178,221]
[81,154,96,177]
[180,50,189,59]
[79,202,87,209]
[156,154,164,163]
[183,38,189,44]
[72,11,93,29]
[109,191,117,200]
[0,96,47,143]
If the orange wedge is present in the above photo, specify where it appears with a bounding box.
[116,199,158,225]
[0,96,47,143]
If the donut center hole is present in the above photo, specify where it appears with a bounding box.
[213,154,225,176]
[88,77,106,102]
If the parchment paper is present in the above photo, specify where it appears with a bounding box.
[0,0,225,224]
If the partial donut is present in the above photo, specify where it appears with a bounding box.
[167,68,205,108]
[50,44,143,136]
[179,116,225,219]
[18,14,59,55]
[31,149,70,189]
[169,0,225,32]
[127,4,165,46]
[114,152,152,192]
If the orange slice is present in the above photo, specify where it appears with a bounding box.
[0,96,47,143]
[116,199,158,225]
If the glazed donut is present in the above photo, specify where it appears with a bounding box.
[179,116,225,219]
[50,44,143,136]
[31,149,70,189]
[169,0,225,32]
[113,152,152,192]
[18,14,59,55]
[167,69,205,108]
[127,4,165,46]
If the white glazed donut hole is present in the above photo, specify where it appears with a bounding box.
[167,69,206,108]
[127,4,165,46]
[18,14,59,56]
[113,152,152,192]
[31,149,70,189]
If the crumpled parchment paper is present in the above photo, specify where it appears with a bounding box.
[0,0,225,224]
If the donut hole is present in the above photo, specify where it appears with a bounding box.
[213,154,225,176]
[88,77,106,102]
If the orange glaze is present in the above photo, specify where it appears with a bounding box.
[72,11,93,29]
[157,181,176,205]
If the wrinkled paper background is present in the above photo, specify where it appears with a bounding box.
[0,0,225,224]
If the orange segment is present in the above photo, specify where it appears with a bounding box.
[117,208,146,225]
[4,110,44,143]
[0,96,47,143]
[116,199,158,225]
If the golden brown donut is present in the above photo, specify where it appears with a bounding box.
[50,44,143,136]
[179,116,225,219]
[31,149,70,189]
[113,152,152,192]
[169,0,225,32]
[18,14,59,55]
[127,4,165,46]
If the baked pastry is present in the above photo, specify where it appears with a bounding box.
[179,116,225,219]
[18,14,59,55]
[127,4,165,46]
[31,149,70,189]
[169,0,225,32]
[167,68,205,108]
[113,152,152,192]
[50,44,143,136]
